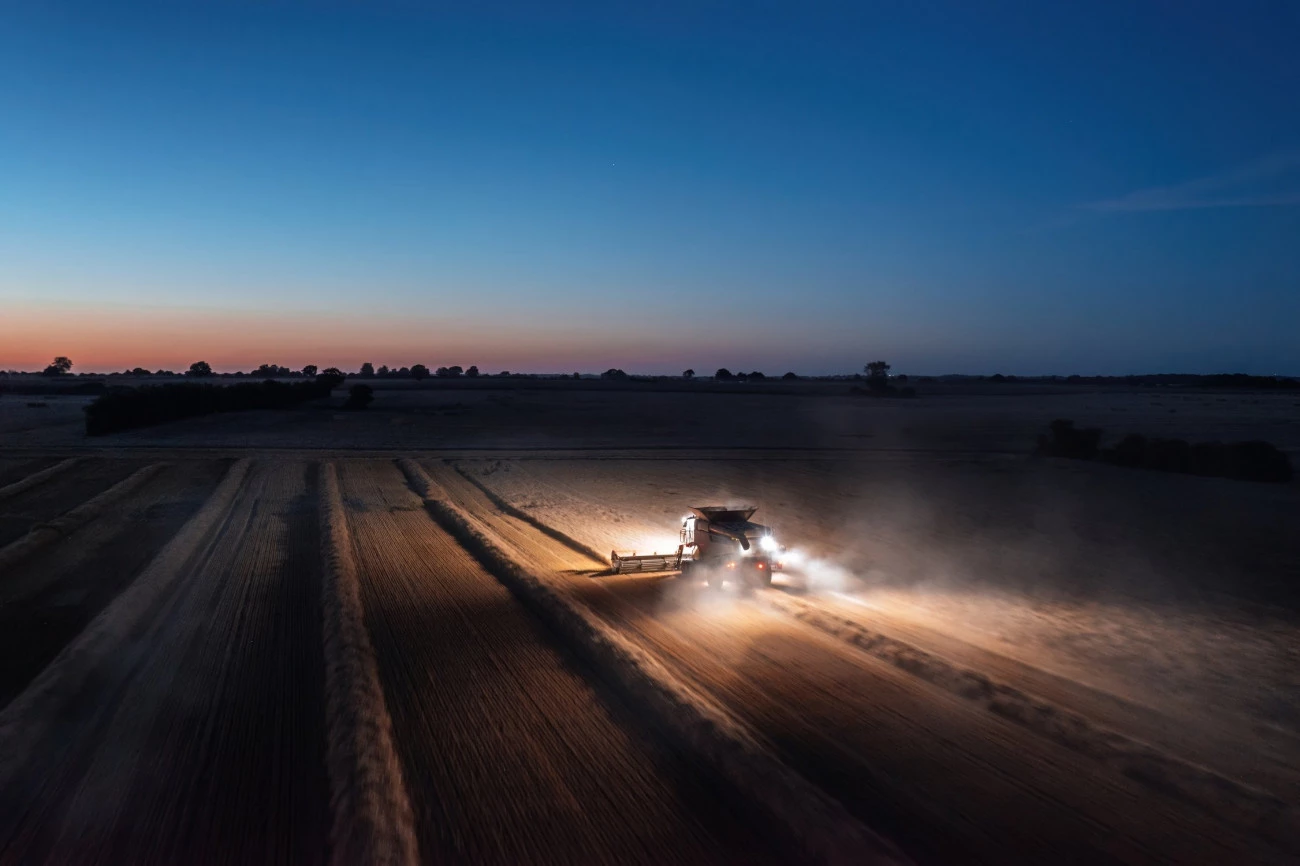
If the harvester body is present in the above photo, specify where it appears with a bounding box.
[610,505,779,587]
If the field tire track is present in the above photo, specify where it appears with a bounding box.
[319,462,418,866]
[449,461,609,564]
[761,590,1300,849]
[397,458,904,866]
[0,459,80,503]
[0,458,249,796]
[0,462,167,575]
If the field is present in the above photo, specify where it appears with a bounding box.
[0,380,1297,863]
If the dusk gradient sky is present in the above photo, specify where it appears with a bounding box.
[3,1,1299,375]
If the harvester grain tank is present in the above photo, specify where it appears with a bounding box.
[611,506,781,588]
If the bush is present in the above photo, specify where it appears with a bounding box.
[1036,419,1102,460]
[343,384,374,411]
[84,379,337,435]
[1040,420,1293,483]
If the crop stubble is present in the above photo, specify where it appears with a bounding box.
[438,459,1293,865]
[0,460,329,864]
[340,459,779,864]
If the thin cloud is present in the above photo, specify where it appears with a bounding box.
[1082,152,1300,212]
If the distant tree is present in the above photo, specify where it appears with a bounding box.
[301,364,318,379]
[736,371,749,381]
[130,367,150,376]
[156,369,174,376]
[498,370,510,377]
[377,364,390,377]
[683,369,695,379]
[410,364,430,380]
[466,365,480,378]
[435,366,449,378]
[396,366,410,377]
[187,361,213,377]
[359,362,375,378]
[42,356,73,376]
[448,365,464,377]
[865,361,891,380]
[715,368,734,381]
[572,371,580,380]
[601,368,628,380]
[316,367,346,389]
[343,383,374,411]
[782,371,798,380]
[748,371,766,380]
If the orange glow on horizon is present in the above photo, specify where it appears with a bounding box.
[0,302,776,374]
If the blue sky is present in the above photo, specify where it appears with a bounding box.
[2,1,1298,374]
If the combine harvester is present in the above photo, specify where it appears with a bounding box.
[611,506,783,589]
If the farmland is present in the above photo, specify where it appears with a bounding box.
[0,381,1297,863]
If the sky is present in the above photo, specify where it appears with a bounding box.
[3,1,1299,375]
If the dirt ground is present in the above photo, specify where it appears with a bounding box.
[0,380,1295,862]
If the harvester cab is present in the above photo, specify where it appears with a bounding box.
[610,505,781,588]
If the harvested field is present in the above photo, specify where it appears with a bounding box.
[459,455,1300,776]
[0,381,1295,863]
[338,459,781,864]
[0,460,330,864]
[438,458,1297,864]
[0,458,150,548]
[0,459,230,707]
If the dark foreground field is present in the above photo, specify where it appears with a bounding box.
[0,382,1296,863]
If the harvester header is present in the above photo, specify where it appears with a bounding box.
[610,505,781,588]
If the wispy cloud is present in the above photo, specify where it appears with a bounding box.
[1082,152,1300,212]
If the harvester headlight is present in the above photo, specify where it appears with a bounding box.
[760,536,778,552]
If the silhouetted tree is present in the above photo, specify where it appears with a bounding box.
[466,365,480,378]
[715,368,733,381]
[316,368,346,389]
[410,364,430,380]
[748,371,766,380]
[600,368,628,380]
[187,361,213,377]
[865,360,891,391]
[683,369,695,379]
[42,356,73,376]
[359,362,375,378]
[448,365,463,377]
[572,371,580,380]
[343,383,374,411]
[782,371,797,380]
[302,364,318,379]
[498,370,510,377]
[396,366,410,377]
[130,367,150,376]
[155,369,174,376]
[377,364,390,377]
